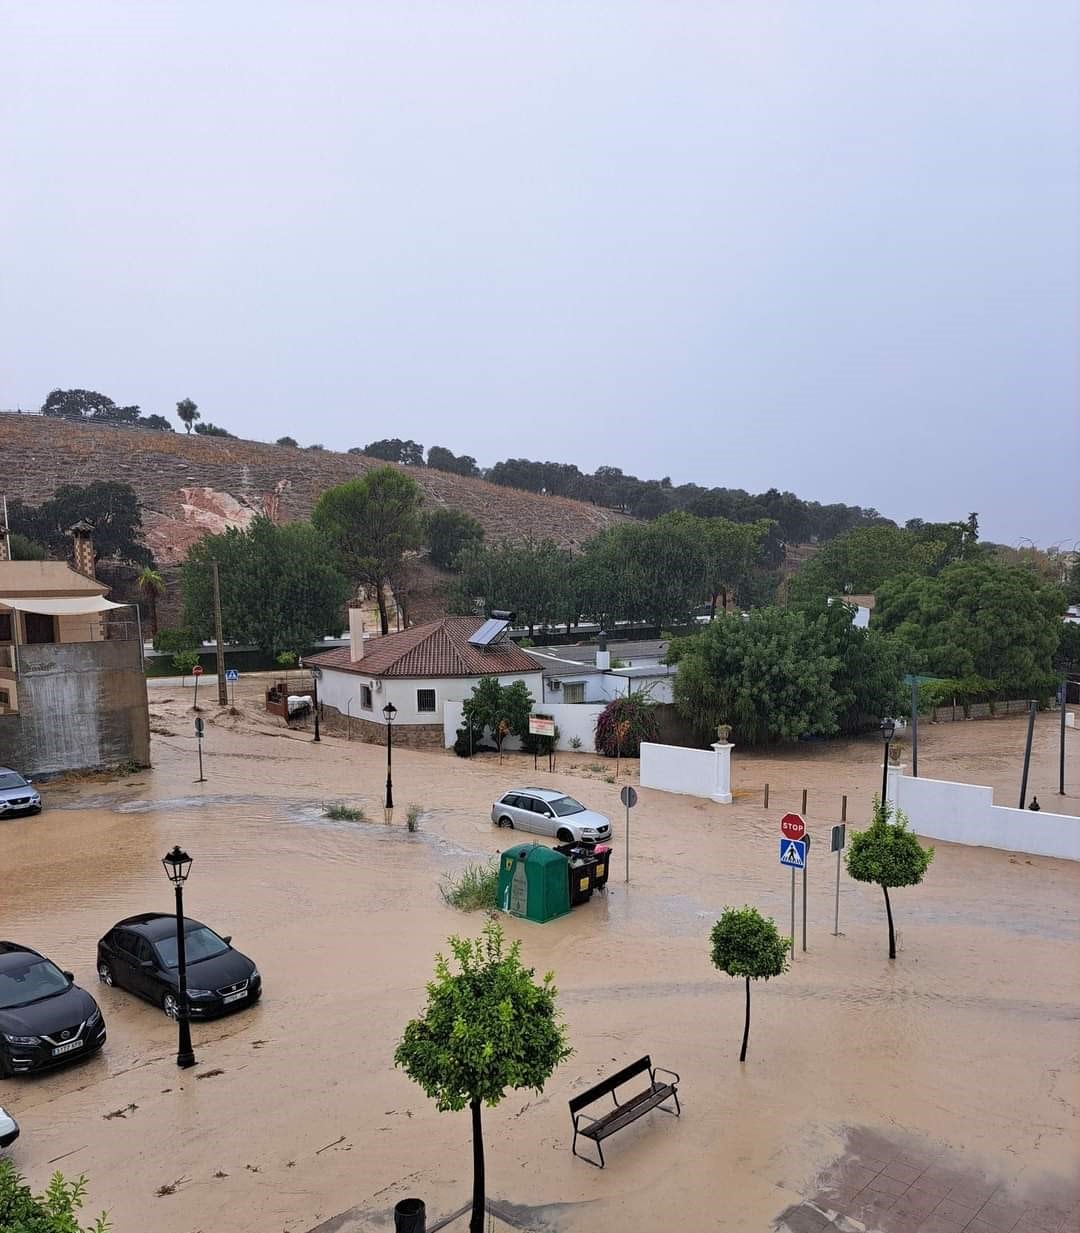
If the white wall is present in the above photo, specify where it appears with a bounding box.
[891,772,1080,861]
[640,741,718,798]
[315,669,543,726]
[443,699,605,752]
[542,670,674,705]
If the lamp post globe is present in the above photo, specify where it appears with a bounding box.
[879,718,896,808]
[383,701,397,822]
[162,845,196,1069]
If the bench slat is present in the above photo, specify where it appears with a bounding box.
[569,1055,653,1113]
[578,1084,675,1140]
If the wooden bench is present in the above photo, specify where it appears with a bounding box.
[569,1055,681,1168]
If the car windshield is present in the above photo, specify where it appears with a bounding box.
[0,957,70,1009]
[550,796,585,817]
[154,927,229,969]
[0,772,29,791]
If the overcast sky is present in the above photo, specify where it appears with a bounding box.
[2,3,1077,546]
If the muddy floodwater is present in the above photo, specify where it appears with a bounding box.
[2,683,1078,1232]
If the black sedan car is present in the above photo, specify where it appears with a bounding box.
[0,943,106,1078]
[96,914,261,1019]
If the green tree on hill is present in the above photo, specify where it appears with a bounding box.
[7,482,150,566]
[176,397,200,434]
[363,437,426,466]
[312,467,425,635]
[424,507,484,570]
[41,388,140,424]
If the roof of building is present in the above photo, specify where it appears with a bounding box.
[830,594,876,609]
[528,638,669,664]
[0,561,108,598]
[306,616,544,679]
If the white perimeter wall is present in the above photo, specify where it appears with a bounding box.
[442,700,605,751]
[640,741,716,797]
[892,773,1080,861]
[316,670,543,726]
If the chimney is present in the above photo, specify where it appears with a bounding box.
[67,519,96,579]
[0,495,9,563]
[349,607,365,662]
[596,629,610,671]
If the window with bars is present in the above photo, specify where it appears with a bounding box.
[416,689,437,713]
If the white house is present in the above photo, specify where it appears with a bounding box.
[827,594,875,629]
[304,613,543,748]
[527,636,675,705]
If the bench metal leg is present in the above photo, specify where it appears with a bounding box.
[663,1088,681,1118]
[571,1131,605,1168]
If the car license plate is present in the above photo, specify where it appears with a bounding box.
[51,1039,84,1056]
[223,990,248,1004]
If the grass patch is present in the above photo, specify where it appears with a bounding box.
[324,803,367,822]
[441,861,499,912]
[406,804,423,833]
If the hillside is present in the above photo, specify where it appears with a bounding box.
[0,414,630,565]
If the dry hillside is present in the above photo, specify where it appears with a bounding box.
[0,414,630,565]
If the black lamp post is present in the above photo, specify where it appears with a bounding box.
[879,717,896,809]
[161,845,196,1069]
[310,665,321,742]
[383,701,397,822]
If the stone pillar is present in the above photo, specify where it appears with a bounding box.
[711,742,734,804]
[885,762,906,810]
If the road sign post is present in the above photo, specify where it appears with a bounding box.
[225,667,238,707]
[194,716,206,783]
[779,831,807,960]
[830,823,846,935]
[620,785,637,883]
[191,663,204,710]
[802,832,811,952]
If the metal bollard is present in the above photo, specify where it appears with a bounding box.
[801,787,808,814]
[764,783,769,809]
[394,1198,426,1233]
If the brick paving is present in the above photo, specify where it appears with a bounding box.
[776,1129,1080,1233]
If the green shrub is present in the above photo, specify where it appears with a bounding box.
[440,861,499,911]
[406,804,423,832]
[275,650,298,668]
[0,1159,109,1232]
[594,691,658,757]
[569,736,582,750]
[171,649,199,676]
[325,803,367,822]
[153,627,196,654]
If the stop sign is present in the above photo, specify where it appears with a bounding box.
[780,813,805,841]
[192,665,204,676]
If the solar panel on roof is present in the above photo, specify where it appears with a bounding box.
[468,618,510,648]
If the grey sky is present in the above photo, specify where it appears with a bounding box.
[3,2,1077,546]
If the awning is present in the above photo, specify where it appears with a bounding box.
[0,596,127,616]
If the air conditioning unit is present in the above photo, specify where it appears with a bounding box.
[373,679,383,692]
[546,678,561,691]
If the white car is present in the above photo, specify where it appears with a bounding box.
[491,788,612,844]
[0,1106,18,1149]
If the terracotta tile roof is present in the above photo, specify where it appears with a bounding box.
[305,616,543,679]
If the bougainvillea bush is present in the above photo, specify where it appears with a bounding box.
[594,691,659,757]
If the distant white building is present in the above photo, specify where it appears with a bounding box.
[527,635,675,705]
[827,594,875,629]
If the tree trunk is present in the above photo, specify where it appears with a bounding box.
[469,1098,485,1233]
[739,975,751,1062]
[720,586,729,614]
[375,582,390,635]
[709,591,718,620]
[882,884,896,959]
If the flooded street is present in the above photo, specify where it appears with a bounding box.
[2,687,1078,1232]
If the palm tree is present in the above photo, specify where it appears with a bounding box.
[136,567,165,635]
[176,398,200,434]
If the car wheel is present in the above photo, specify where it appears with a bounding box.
[556,827,573,843]
[97,960,114,987]
[497,816,514,829]
[162,992,180,1019]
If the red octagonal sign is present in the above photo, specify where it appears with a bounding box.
[780,813,805,841]
[192,665,204,676]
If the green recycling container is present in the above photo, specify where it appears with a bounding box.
[497,844,571,923]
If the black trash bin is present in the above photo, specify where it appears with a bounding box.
[591,844,611,890]
[394,1197,426,1233]
[567,855,597,905]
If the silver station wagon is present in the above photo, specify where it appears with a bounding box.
[491,788,612,844]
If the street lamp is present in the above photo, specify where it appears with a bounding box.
[310,664,321,743]
[383,701,397,822]
[161,845,196,1069]
[879,718,896,810]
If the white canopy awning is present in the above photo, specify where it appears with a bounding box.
[0,596,127,616]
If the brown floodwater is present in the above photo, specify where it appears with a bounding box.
[1,686,1077,1232]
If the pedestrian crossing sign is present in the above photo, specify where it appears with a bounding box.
[779,838,807,869]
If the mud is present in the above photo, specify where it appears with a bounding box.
[0,682,1076,1232]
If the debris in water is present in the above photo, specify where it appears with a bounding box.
[104,1104,138,1120]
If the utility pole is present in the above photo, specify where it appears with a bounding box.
[212,560,227,706]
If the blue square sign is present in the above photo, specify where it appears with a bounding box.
[779,838,806,869]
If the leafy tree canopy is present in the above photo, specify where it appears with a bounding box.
[180,517,348,656]
[176,397,200,433]
[594,691,659,757]
[875,561,1064,698]
[312,467,425,634]
[668,608,839,745]
[814,600,902,734]
[8,481,151,566]
[846,801,934,958]
[276,436,299,447]
[710,906,790,982]
[462,678,534,752]
[452,539,571,636]
[427,445,480,477]
[424,507,484,570]
[8,531,46,560]
[363,438,426,466]
[193,421,234,438]
[41,388,140,424]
